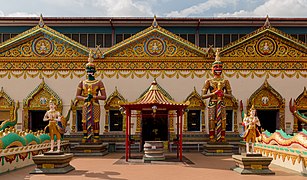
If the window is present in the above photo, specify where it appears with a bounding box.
[80,34,87,46]
[116,34,123,44]
[207,34,214,47]
[105,34,112,47]
[187,110,201,131]
[180,34,187,40]
[72,34,80,43]
[226,110,233,131]
[109,110,123,131]
[239,34,246,38]
[88,34,95,47]
[199,34,206,47]
[64,34,72,39]
[188,34,195,44]
[215,34,222,47]
[223,34,230,47]
[231,34,238,42]
[96,34,104,47]
[3,34,10,41]
[123,34,131,40]
[298,34,306,43]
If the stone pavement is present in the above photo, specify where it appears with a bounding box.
[1,153,305,180]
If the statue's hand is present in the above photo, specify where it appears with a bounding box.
[85,94,93,102]
[214,89,224,97]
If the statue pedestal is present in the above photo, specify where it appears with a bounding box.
[72,143,108,156]
[30,151,75,174]
[202,142,233,156]
[231,153,275,175]
[143,141,165,161]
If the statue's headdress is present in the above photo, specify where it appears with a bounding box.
[49,97,56,104]
[86,50,95,69]
[212,48,222,66]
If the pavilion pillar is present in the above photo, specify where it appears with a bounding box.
[125,108,130,162]
[179,109,183,161]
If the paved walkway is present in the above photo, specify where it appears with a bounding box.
[1,153,305,180]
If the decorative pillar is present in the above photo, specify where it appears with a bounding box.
[125,108,130,162]
[104,110,109,132]
[183,111,188,132]
[169,110,175,132]
[179,109,183,161]
[234,109,238,133]
[123,113,126,133]
[71,108,76,133]
[201,109,206,132]
[135,110,141,134]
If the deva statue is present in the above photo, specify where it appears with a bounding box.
[76,50,107,143]
[242,105,261,154]
[43,97,66,152]
[202,49,233,142]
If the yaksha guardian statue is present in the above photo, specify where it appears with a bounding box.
[202,49,234,142]
[76,51,107,143]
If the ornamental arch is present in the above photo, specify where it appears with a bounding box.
[247,79,285,133]
[23,79,62,131]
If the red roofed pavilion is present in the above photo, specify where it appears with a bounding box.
[121,80,189,161]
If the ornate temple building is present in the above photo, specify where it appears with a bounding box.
[0,16,306,148]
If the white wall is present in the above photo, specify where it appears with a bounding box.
[0,73,305,134]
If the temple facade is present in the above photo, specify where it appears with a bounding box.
[0,16,306,146]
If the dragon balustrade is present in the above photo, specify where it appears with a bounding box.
[254,129,307,175]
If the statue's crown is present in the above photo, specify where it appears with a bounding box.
[86,50,95,69]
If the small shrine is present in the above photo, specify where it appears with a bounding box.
[120,79,189,161]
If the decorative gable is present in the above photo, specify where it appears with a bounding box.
[0,15,89,58]
[221,26,307,58]
[102,18,206,58]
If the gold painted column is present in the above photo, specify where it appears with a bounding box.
[201,110,206,132]
[135,110,141,134]
[234,109,238,133]
[104,110,109,132]
[183,111,188,132]
[169,110,175,133]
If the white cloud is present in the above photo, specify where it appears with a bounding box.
[94,0,154,16]
[217,0,307,17]
[166,0,235,17]
[0,11,38,17]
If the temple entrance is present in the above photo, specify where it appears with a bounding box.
[29,110,48,132]
[141,110,168,150]
[257,110,279,133]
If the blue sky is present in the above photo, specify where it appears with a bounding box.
[0,0,306,17]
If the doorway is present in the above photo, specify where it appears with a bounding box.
[29,110,48,132]
[141,110,168,149]
[257,110,279,133]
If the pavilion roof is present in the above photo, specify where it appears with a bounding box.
[122,80,188,108]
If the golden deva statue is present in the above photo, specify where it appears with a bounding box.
[201,49,233,142]
[43,97,65,152]
[76,50,107,143]
[242,105,261,154]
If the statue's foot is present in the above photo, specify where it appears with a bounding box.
[48,149,54,152]
[56,149,60,152]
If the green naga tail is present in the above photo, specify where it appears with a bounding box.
[0,101,19,131]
